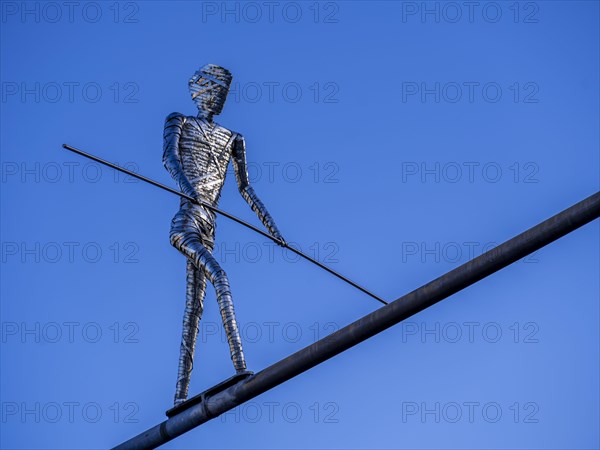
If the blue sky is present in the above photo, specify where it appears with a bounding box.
[1,1,599,448]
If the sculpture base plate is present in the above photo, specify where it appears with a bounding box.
[165,370,254,418]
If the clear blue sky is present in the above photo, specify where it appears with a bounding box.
[1,1,599,448]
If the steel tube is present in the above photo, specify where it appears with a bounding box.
[113,191,600,450]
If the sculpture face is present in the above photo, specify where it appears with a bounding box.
[189,64,232,117]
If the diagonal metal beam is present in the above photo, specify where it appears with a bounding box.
[113,191,600,450]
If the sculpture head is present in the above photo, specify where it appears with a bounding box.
[189,64,232,118]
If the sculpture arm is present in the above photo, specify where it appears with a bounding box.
[232,133,285,243]
[162,112,197,199]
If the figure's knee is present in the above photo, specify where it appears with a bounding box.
[206,264,228,286]
[170,231,204,260]
[170,222,195,246]
[171,231,224,283]
[169,231,183,249]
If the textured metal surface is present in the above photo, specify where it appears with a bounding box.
[113,191,600,450]
[163,64,284,406]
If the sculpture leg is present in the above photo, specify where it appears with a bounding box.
[170,230,247,403]
[174,259,207,406]
[210,266,247,373]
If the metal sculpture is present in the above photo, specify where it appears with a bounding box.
[163,64,285,406]
[62,63,387,411]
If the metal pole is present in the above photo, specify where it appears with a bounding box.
[62,144,387,305]
[114,191,600,450]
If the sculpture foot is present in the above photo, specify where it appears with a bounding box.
[166,371,254,418]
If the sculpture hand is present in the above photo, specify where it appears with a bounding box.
[184,188,204,206]
[180,180,201,204]
[272,232,286,247]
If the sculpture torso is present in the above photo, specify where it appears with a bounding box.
[178,115,236,222]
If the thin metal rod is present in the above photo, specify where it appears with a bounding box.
[113,191,600,449]
[62,143,387,305]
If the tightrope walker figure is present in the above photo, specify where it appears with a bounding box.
[163,64,285,406]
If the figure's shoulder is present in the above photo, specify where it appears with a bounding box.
[214,122,243,143]
[213,120,235,135]
[164,111,188,123]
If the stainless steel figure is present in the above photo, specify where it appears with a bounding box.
[163,64,284,406]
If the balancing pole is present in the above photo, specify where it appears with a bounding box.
[62,143,387,305]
